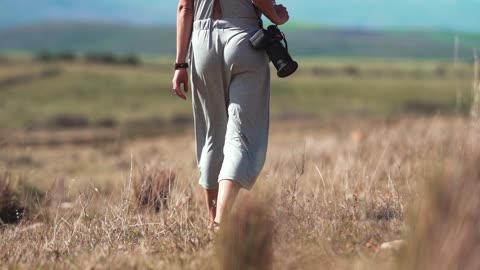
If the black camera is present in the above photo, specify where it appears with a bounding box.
[250,25,298,78]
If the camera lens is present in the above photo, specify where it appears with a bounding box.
[267,41,298,78]
[277,60,298,78]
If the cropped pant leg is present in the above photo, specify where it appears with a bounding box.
[191,20,229,190]
[218,25,270,190]
[218,72,270,190]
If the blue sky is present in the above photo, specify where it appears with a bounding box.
[0,0,479,32]
[284,0,480,32]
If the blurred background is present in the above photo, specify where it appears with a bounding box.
[0,0,479,168]
[0,0,479,136]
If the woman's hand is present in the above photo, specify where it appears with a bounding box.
[172,69,189,100]
[273,4,289,25]
[252,0,290,26]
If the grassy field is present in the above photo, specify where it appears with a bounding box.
[0,56,474,131]
[1,56,480,269]
[1,116,480,269]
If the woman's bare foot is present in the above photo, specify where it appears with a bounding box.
[209,221,220,232]
[204,188,218,228]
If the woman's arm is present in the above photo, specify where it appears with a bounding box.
[252,0,289,25]
[172,0,193,100]
[175,0,193,64]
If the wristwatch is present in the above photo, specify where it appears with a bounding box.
[174,63,189,70]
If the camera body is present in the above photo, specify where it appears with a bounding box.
[250,25,298,78]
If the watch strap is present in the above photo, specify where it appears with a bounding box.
[174,63,189,70]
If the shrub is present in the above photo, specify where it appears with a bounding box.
[122,54,141,66]
[94,117,117,128]
[343,65,360,76]
[85,53,142,66]
[85,52,119,65]
[133,165,176,212]
[45,114,89,129]
[34,51,54,62]
[33,51,77,62]
[57,52,76,62]
[0,171,25,224]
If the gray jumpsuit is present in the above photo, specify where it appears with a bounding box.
[190,0,270,190]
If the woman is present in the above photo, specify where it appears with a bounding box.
[172,0,289,229]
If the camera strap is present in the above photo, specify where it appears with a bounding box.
[251,3,264,29]
[251,3,290,51]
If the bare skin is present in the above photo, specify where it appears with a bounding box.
[252,0,290,25]
[213,0,222,20]
[204,189,219,227]
[172,0,193,100]
[172,0,290,228]
[214,180,241,225]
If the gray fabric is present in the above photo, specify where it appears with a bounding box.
[193,0,259,21]
[190,1,270,190]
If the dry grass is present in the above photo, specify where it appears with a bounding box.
[133,164,176,212]
[0,171,25,224]
[0,115,479,269]
[398,140,480,270]
[216,195,274,270]
[472,49,480,118]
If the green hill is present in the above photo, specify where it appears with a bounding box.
[0,22,176,55]
[0,22,479,59]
